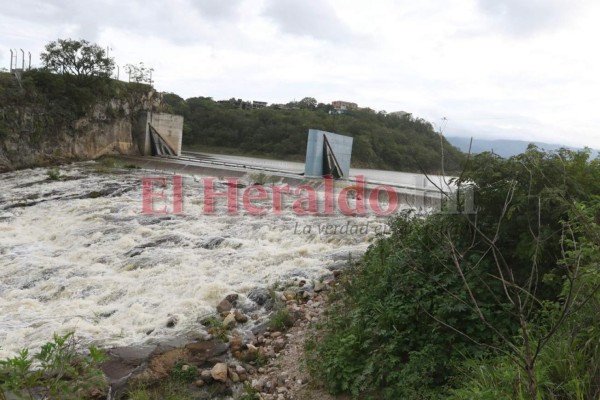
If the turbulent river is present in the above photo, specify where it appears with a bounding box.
[0,162,391,358]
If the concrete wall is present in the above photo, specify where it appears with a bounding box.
[137,112,184,156]
[304,129,353,178]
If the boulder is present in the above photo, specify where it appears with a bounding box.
[248,288,271,306]
[216,299,232,314]
[314,282,326,292]
[211,362,228,383]
[223,312,236,327]
[234,310,248,323]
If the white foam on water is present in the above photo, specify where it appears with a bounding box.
[0,163,390,358]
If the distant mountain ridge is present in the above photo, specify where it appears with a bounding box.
[447,137,599,159]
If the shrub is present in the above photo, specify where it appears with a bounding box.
[47,167,61,180]
[0,332,107,399]
[170,360,198,383]
[269,308,294,331]
[305,148,600,399]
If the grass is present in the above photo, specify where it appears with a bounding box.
[202,316,230,342]
[93,156,123,173]
[170,361,198,383]
[127,380,195,400]
[239,382,261,400]
[46,167,62,180]
[269,308,294,331]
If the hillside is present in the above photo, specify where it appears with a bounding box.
[162,94,465,174]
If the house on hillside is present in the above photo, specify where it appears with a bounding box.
[331,100,358,114]
[252,101,267,109]
[389,110,412,118]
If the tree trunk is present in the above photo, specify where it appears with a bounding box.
[526,361,538,400]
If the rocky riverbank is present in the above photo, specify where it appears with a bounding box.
[100,272,348,400]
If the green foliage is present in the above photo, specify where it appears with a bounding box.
[93,156,124,173]
[448,356,530,400]
[0,332,107,399]
[161,94,464,173]
[249,172,278,185]
[124,62,154,85]
[170,361,198,383]
[269,308,294,331]
[239,382,261,400]
[203,316,230,342]
[450,291,600,400]
[306,147,600,398]
[46,167,61,180]
[40,38,115,78]
[22,68,117,118]
[127,380,195,400]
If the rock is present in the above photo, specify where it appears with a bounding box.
[252,378,264,392]
[166,315,178,328]
[194,379,205,387]
[201,369,212,381]
[248,288,271,306]
[229,335,243,353]
[234,310,248,323]
[225,293,239,304]
[229,370,240,383]
[211,362,228,383]
[186,339,229,362]
[200,236,225,249]
[271,331,282,338]
[265,377,278,392]
[235,365,246,375]
[283,290,296,301]
[223,312,236,327]
[216,299,232,314]
[314,282,326,292]
[265,347,276,358]
[273,338,286,353]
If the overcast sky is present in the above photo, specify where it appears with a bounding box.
[1,0,598,148]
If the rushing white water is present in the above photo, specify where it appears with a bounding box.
[0,162,390,358]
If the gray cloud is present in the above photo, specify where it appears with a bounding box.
[477,0,584,36]
[1,0,238,44]
[190,0,243,19]
[262,0,357,43]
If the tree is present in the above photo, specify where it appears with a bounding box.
[298,97,317,110]
[40,39,115,79]
[124,62,154,85]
